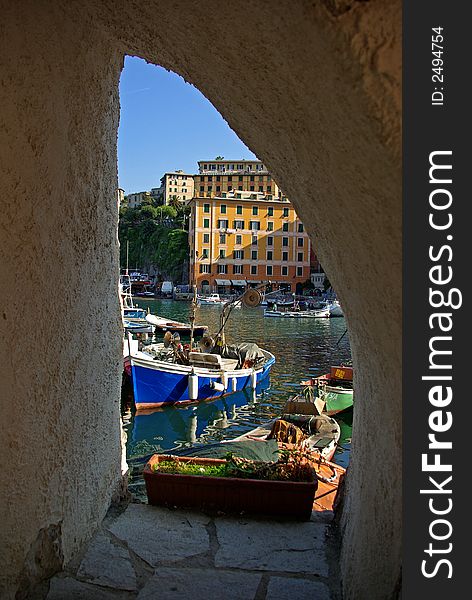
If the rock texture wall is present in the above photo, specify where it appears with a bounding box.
[0,3,124,598]
[0,1,401,598]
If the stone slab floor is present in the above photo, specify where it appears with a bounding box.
[38,502,342,599]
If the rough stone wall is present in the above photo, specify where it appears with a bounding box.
[0,3,124,598]
[0,1,401,598]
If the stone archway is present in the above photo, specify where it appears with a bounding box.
[0,1,401,598]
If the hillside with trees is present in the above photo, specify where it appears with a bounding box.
[119,195,190,283]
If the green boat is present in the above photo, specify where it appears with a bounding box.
[302,366,354,416]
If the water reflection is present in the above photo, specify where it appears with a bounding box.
[126,385,268,460]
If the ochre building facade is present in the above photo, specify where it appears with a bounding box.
[188,189,310,294]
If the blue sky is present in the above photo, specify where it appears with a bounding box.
[118,56,257,194]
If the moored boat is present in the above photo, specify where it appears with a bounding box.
[123,319,155,334]
[145,313,208,337]
[301,365,354,415]
[197,293,226,305]
[124,336,275,410]
[121,277,156,335]
[232,413,341,462]
[326,300,344,317]
[124,285,275,410]
[264,307,331,318]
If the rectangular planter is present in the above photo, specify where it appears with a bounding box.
[143,454,318,520]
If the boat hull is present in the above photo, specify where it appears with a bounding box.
[146,314,208,337]
[303,367,354,415]
[328,302,344,317]
[155,325,208,336]
[264,309,330,318]
[128,353,275,410]
[123,320,155,334]
[323,388,354,415]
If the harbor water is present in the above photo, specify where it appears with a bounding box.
[122,299,352,500]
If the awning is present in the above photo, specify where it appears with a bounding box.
[231,280,247,286]
[245,280,261,284]
[215,279,231,286]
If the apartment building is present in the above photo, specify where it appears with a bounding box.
[188,190,311,294]
[194,160,284,202]
[126,191,151,208]
[160,170,194,204]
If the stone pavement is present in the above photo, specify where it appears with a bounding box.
[42,502,342,599]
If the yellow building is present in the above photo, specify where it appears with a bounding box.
[188,190,311,294]
[160,170,195,204]
[194,159,283,201]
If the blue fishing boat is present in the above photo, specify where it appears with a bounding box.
[124,286,275,410]
[124,338,274,410]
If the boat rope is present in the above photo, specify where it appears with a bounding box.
[316,470,338,484]
[335,329,348,346]
[314,488,338,500]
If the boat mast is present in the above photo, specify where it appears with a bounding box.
[189,284,197,350]
[123,240,134,309]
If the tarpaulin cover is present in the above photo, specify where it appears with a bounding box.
[220,342,266,368]
[165,439,279,462]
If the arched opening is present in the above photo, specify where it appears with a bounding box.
[0,3,401,599]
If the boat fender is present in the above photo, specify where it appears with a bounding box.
[209,380,225,392]
[188,370,199,400]
[231,377,237,393]
[250,370,257,389]
[221,372,229,390]
[317,472,337,484]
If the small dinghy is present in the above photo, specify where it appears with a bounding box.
[264,307,330,318]
[197,293,226,305]
[232,413,340,462]
[145,313,208,337]
[301,365,354,415]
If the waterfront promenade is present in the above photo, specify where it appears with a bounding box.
[42,501,341,599]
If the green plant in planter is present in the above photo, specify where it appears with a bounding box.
[151,451,316,483]
[152,460,228,477]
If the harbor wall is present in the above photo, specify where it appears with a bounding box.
[0,1,401,598]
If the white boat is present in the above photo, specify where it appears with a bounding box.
[120,273,155,335]
[327,300,344,317]
[197,293,226,305]
[260,290,295,307]
[145,313,208,337]
[264,307,331,318]
[123,319,155,334]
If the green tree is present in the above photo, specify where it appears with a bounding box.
[140,205,158,220]
[168,195,181,210]
[119,201,188,281]
[160,205,177,220]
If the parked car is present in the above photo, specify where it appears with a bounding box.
[160,281,174,298]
